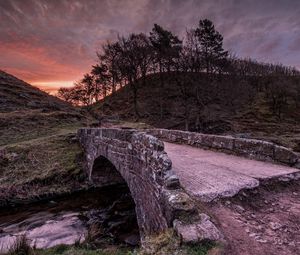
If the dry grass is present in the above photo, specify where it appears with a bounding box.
[98,118,152,130]
[231,92,300,151]
[141,229,214,255]
[35,246,134,255]
[0,130,86,203]
[6,235,33,255]
[0,72,93,202]
[0,109,89,146]
[0,70,76,114]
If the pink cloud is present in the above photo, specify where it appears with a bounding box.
[0,0,299,91]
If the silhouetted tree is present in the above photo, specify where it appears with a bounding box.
[115,33,153,118]
[195,19,228,74]
[150,24,182,75]
[80,73,95,105]
[184,29,201,73]
[172,48,195,131]
[91,63,109,100]
[57,87,76,105]
[98,42,122,93]
[58,73,99,106]
[149,24,182,118]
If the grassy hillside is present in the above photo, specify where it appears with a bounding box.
[0,70,74,113]
[92,72,300,151]
[0,71,92,204]
[0,70,89,146]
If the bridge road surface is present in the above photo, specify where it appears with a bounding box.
[164,142,300,202]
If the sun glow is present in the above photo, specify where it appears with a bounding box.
[31,81,74,94]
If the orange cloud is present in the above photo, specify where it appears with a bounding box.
[0,0,299,92]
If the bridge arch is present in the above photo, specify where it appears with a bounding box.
[91,155,125,186]
[90,150,167,237]
[78,128,180,238]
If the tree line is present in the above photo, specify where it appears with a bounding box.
[58,19,300,124]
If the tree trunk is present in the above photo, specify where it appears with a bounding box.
[112,76,116,94]
[195,114,200,132]
[184,116,189,131]
[159,63,165,120]
[133,87,139,118]
[184,99,189,131]
[131,79,139,119]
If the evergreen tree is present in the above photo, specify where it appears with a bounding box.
[195,19,228,74]
[149,24,182,75]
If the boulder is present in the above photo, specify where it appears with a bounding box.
[173,214,223,243]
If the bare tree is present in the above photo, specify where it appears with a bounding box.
[172,49,194,131]
[265,77,293,119]
[57,87,76,105]
[98,42,122,93]
[149,24,182,119]
[114,33,153,118]
[91,63,109,100]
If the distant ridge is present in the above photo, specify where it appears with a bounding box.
[0,70,74,113]
[0,70,87,146]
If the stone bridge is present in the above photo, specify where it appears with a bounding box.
[78,128,300,242]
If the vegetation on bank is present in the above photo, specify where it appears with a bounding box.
[4,230,217,255]
[0,130,86,204]
[0,110,85,147]
[0,70,94,203]
[6,237,133,255]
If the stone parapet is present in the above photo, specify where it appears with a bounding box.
[146,129,299,167]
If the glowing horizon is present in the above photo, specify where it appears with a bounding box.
[31,81,75,94]
[1,0,299,92]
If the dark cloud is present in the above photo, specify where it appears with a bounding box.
[0,0,299,90]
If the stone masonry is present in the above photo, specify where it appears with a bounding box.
[78,128,222,243]
[147,129,300,167]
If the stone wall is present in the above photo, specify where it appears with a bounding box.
[77,128,221,243]
[147,129,300,167]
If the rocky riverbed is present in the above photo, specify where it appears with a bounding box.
[0,185,139,252]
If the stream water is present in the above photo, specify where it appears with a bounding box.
[0,185,140,252]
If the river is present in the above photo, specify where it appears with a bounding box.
[0,185,140,252]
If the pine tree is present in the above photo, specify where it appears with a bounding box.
[195,19,228,74]
[150,24,182,75]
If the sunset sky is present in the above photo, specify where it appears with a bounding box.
[1,0,300,93]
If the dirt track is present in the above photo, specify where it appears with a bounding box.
[210,182,300,255]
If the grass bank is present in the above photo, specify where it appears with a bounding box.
[0,127,87,206]
[4,230,217,255]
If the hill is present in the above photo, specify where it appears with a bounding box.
[0,71,91,205]
[0,70,75,113]
[92,72,300,151]
[0,70,88,146]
